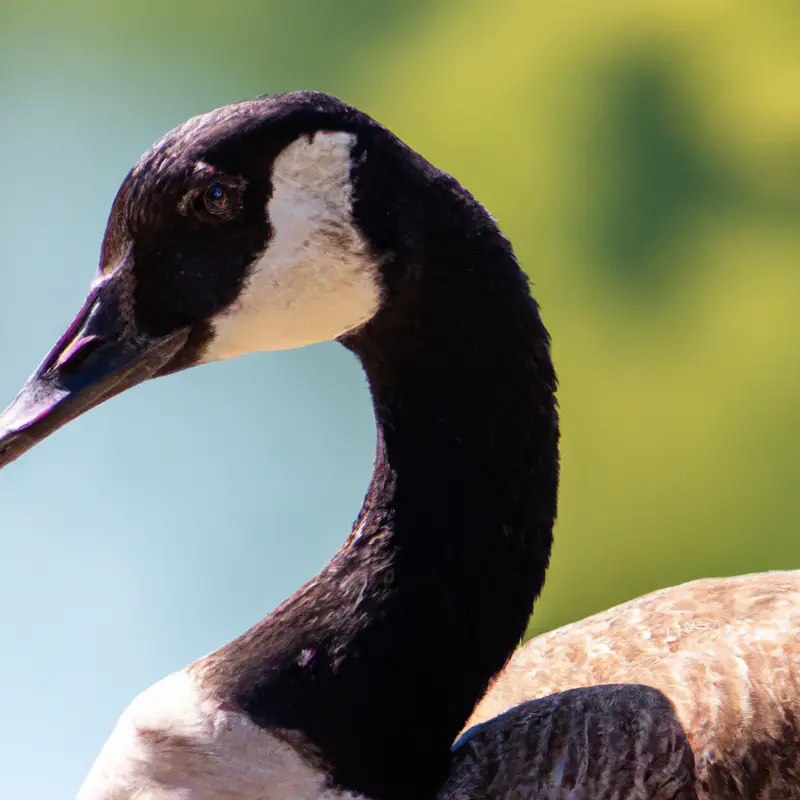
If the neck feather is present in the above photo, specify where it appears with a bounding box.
[196,180,559,800]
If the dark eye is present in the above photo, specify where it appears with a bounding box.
[203,184,236,218]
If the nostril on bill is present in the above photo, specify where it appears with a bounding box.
[55,335,105,378]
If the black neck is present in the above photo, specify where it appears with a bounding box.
[199,174,559,799]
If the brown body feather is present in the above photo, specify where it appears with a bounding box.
[465,571,800,799]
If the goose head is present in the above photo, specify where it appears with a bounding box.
[0,91,395,466]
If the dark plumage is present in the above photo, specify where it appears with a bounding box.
[193,174,559,797]
[0,91,559,800]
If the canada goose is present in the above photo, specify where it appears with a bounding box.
[467,572,800,798]
[0,91,795,800]
[0,91,561,799]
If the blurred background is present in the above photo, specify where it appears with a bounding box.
[0,1,798,796]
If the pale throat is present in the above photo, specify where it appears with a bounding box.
[76,669,376,800]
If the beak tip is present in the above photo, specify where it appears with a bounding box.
[0,386,62,470]
[0,314,190,473]
[0,430,27,469]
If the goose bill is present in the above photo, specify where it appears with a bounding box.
[0,270,188,470]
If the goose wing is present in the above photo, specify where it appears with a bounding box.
[442,683,697,799]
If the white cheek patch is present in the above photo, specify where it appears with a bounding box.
[204,131,381,361]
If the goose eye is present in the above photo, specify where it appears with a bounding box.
[203,184,234,217]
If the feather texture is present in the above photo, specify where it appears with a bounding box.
[467,571,800,798]
[444,684,697,799]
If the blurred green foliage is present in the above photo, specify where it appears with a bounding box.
[358,0,800,635]
[3,0,799,637]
